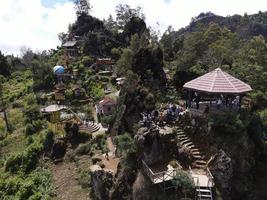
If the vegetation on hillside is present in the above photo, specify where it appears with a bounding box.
[0,2,266,200]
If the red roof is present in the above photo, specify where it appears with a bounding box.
[183,68,252,94]
[99,98,116,106]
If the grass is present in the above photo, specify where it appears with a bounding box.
[0,118,5,135]
[0,133,27,170]
[2,70,33,103]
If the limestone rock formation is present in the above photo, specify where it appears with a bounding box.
[90,165,114,200]
[136,126,163,165]
[110,165,137,200]
[210,150,233,194]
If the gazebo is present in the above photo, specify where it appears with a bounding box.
[183,68,252,113]
[40,105,66,123]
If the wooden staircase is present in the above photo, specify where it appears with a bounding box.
[196,187,213,200]
[176,130,206,169]
[176,129,214,200]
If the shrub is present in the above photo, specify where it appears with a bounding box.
[43,129,54,151]
[32,120,46,132]
[5,137,44,173]
[89,133,107,152]
[0,116,5,131]
[65,89,74,100]
[172,170,194,197]
[78,169,91,189]
[9,108,24,131]
[27,136,34,145]
[25,124,35,136]
[209,111,246,135]
[65,150,76,162]
[115,133,136,155]
[101,115,115,126]
[75,142,91,156]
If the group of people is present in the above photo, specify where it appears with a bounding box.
[216,95,241,109]
[186,92,242,110]
[140,103,185,128]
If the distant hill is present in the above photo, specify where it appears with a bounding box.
[178,11,267,40]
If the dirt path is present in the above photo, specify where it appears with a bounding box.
[94,137,119,174]
[50,160,90,200]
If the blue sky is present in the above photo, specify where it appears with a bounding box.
[41,0,71,7]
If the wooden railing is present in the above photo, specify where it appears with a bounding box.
[193,176,201,199]
[142,160,155,182]
[206,167,214,187]
[142,160,176,184]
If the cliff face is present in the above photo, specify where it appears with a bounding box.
[188,111,266,200]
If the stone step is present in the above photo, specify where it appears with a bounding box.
[79,124,100,133]
[192,151,201,155]
[195,160,206,165]
[190,148,200,152]
[198,194,212,198]
[192,155,202,159]
[180,139,191,144]
[184,143,195,148]
[196,188,211,193]
[178,135,189,140]
[192,164,205,168]
[179,136,189,140]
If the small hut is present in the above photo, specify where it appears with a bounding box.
[62,40,78,57]
[95,58,114,71]
[40,105,66,123]
[96,98,116,116]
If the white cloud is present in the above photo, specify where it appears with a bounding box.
[0,0,76,56]
[0,0,266,55]
[90,0,267,34]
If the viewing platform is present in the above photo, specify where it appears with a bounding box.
[142,160,214,187]
[142,160,180,184]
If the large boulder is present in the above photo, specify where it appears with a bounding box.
[110,165,137,200]
[90,165,114,200]
[210,150,233,195]
[136,126,163,165]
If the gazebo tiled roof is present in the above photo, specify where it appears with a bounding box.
[183,68,252,94]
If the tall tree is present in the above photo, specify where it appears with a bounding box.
[115,4,145,29]
[73,0,91,16]
[20,46,34,67]
[0,51,11,77]
[0,82,10,132]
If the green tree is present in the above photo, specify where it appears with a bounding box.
[0,51,11,77]
[116,48,134,76]
[171,170,194,198]
[115,4,145,29]
[129,34,140,53]
[31,59,55,91]
[0,82,10,132]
